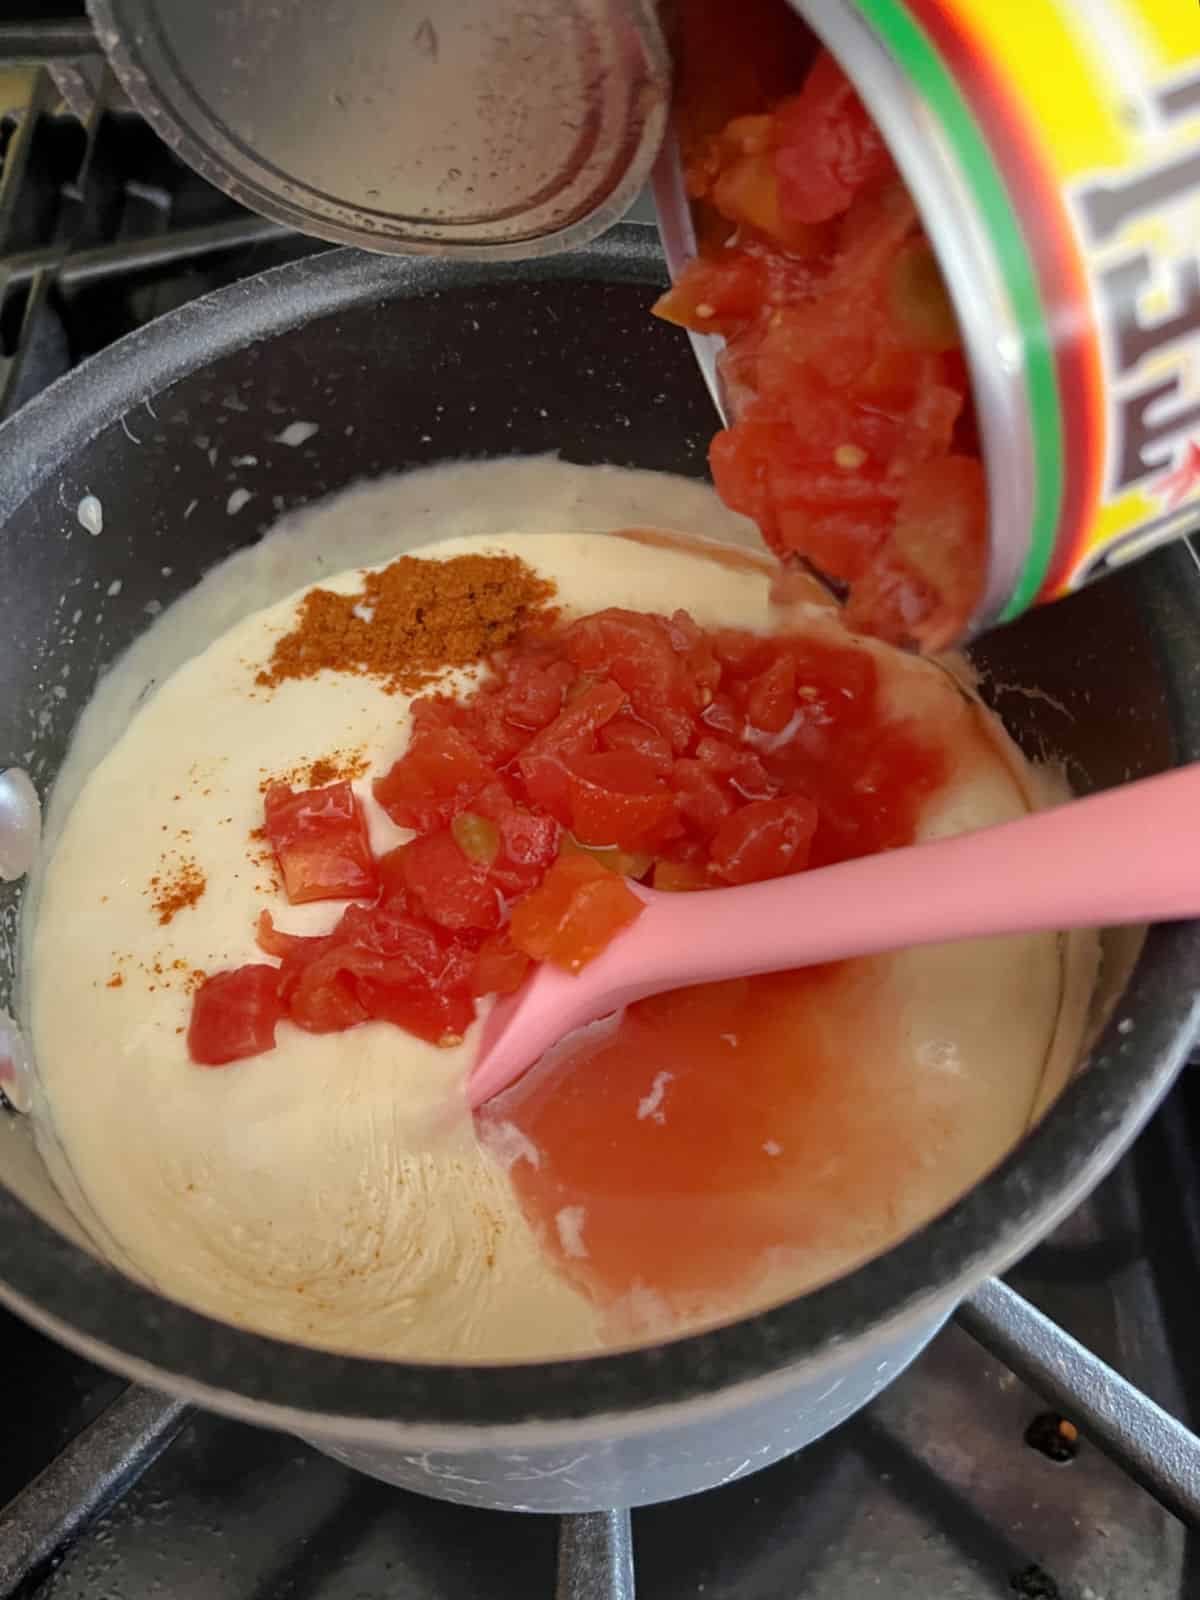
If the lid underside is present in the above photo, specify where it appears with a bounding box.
[87,0,670,256]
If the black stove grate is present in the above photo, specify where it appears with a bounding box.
[0,53,326,419]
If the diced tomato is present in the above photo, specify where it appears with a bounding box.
[834,178,920,292]
[773,51,893,225]
[567,750,678,852]
[779,639,877,752]
[838,456,986,650]
[651,36,984,649]
[766,445,898,515]
[670,0,818,170]
[333,901,453,980]
[510,853,645,974]
[199,580,955,1070]
[654,248,771,337]
[713,628,770,677]
[710,146,830,254]
[285,951,369,1034]
[391,828,502,932]
[757,304,879,398]
[517,679,626,821]
[188,965,284,1066]
[499,653,576,730]
[774,505,889,584]
[840,555,936,650]
[699,692,745,741]
[888,454,988,642]
[471,929,531,997]
[256,910,331,961]
[664,609,723,702]
[598,714,674,776]
[263,781,378,905]
[565,610,698,753]
[373,725,498,832]
[694,738,777,800]
[376,845,409,907]
[472,784,561,897]
[888,376,964,477]
[670,758,733,838]
[454,691,528,768]
[710,795,818,885]
[356,977,475,1046]
[710,419,793,537]
[745,654,795,734]
[274,898,478,1044]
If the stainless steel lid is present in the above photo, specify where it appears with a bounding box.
[86,0,669,257]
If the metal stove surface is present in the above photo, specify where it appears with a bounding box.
[6,1088,1196,1600]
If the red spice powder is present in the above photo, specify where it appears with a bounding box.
[253,552,558,696]
[147,859,207,926]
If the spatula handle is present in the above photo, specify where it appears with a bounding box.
[634,763,1200,994]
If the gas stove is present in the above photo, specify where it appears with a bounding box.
[0,18,1197,1600]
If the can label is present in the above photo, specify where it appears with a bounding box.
[848,0,1200,618]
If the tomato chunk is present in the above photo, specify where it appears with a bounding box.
[285,952,369,1034]
[598,714,674,776]
[276,900,477,1045]
[357,977,475,1046]
[566,611,697,752]
[745,654,796,734]
[517,679,626,821]
[510,853,645,974]
[710,796,818,885]
[651,40,984,650]
[392,829,502,933]
[373,725,498,832]
[567,750,677,851]
[654,248,771,336]
[472,783,562,897]
[188,966,284,1066]
[471,929,531,997]
[773,51,893,225]
[887,454,988,640]
[671,758,734,838]
[256,910,330,961]
[191,588,952,1070]
[263,781,379,905]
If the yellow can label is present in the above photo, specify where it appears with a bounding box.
[852,0,1200,613]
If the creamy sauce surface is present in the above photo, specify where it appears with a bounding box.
[26,460,1093,1360]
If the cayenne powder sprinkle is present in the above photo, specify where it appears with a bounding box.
[257,749,370,794]
[254,553,558,696]
[147,859,207,925]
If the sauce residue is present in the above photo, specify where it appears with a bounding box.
[491,958,987,1325]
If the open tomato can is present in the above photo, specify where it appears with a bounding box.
[656,0,1200,645]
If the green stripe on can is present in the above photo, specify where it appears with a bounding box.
[850,0,1063,620]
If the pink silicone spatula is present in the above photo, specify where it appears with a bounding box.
[467,762,1200,1109]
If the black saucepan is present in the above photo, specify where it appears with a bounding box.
[1,230,1198,1510]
